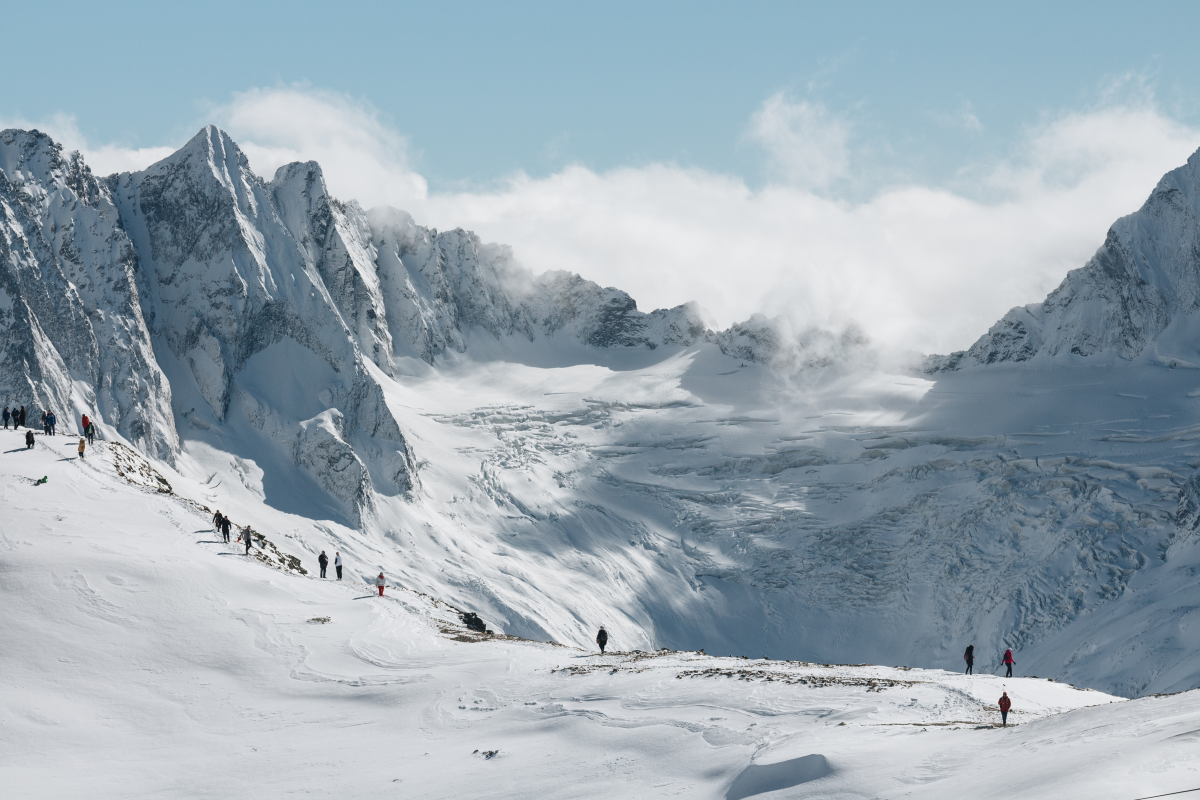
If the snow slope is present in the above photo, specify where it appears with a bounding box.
[8,125,1200,703]
[10,431,1200,800]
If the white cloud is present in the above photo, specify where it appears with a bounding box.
[0,112,175,175]
[411,100,1199,356]
[8,88,1199,357]
[208,87,428,207]
[746,93,851,189]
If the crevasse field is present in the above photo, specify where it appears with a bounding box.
[7,126,1200,797]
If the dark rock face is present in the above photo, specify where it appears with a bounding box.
[929,147,1200,371]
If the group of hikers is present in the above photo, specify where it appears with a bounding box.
[590,629,1022,723]
[4,406,98,436]
[211,513,388,594]
[212,510,263,556]
[965,645,1018,726]
[9,408,98,457]
[963,644,1017,677]
[3,405,26,429]
[317,550,344,580]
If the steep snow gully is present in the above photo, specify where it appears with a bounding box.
[7,125,1200,794]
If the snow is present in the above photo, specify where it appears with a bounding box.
[9,125,1200,794]
[13,429,1200,799]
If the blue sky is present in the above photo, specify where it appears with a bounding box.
[6,1,1200,353]
[8,0,1198,190]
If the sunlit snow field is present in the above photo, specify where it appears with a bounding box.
[6,342,1200,797]
[171,338,1200,695]
[6,429,1197,799]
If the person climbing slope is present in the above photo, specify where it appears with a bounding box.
[81,414,90,437]
[319,551,329,578]
[220,515,232,544]
[213,510,223,535]
[242,526,253,555]
[334,552,342,580]
[77,437,85,459]
[86,421,95,444]
[596,626,609,655]
[1002,648,1015,678]
[376,572,386,597]
[964,644,975,675]
[999,691,1012,726]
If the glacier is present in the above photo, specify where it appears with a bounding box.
[5,123,1200,706]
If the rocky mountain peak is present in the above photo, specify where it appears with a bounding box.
[928,145,1200,371]
[1,125,853,528]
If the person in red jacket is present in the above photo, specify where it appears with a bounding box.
[999,692,1012,726]
[376,572,386,597]
[1002,648,1015,678]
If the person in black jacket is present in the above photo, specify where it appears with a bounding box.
[25,430,35,449]
[20,406,27,429]
[596,626,608,655]
[964,644,975,675]
[220,516,232,543]
[318,551,329,578]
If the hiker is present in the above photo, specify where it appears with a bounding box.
[999,692,1012,726]
[596,626,609,655]
[319,551,329,578]
[77,437,85,459]
[86,422,95,444]
[47,411,56,436]
[1002,648,1015,678]
[964,644,975,675]
[335,552,343,580]
[376,572,386,597]
[242,527,253,555]
[81,414,90,436]
[213,510,223,533]
[19,406,26,429]
[41,411,48,435]
[2,406,8,429]
[220,516,232,544]
[25,430,34,449]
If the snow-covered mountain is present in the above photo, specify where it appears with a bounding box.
[0,126,727,525]
[7,125,1200,702]
[928,148,1200,370]
[0,129,176,461]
